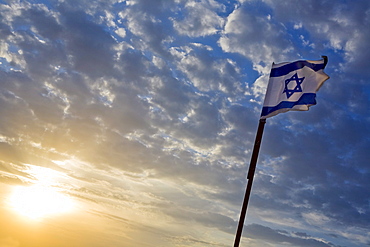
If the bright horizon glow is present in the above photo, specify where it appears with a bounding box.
[9,185,74,220]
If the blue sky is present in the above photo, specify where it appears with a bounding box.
[0,0,369,246]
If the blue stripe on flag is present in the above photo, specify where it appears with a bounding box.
[270,61,326,77]
[261,93,317,117]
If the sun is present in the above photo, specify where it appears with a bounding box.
[9,185,74,220]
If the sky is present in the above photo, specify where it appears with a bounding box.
[0,0,369,246]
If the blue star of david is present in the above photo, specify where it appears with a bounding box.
[282,73,305,98]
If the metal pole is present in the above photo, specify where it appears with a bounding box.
[233,118,266,247]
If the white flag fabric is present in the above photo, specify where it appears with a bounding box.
[261,57,329,119]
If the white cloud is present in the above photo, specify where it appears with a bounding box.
[302,211,331,227]
[263,0,370,75]
[219,5,293,74]
[115,27,126,38]
[170,44,243,94]
[172,0,225,37]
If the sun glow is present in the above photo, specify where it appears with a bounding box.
[9,185,74,220]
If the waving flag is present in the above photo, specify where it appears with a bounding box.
[261,57,329,119]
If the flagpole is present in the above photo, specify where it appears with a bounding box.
[233,118,266,247]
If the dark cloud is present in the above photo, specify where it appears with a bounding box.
[59,8,117,78]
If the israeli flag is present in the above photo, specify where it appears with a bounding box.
[261,57,329,119]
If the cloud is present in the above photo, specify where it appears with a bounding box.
[245,224,339,247]
[172,0,225,37]
[170,44,243,94]
[264,0,370,76]
[219,2,293,72]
